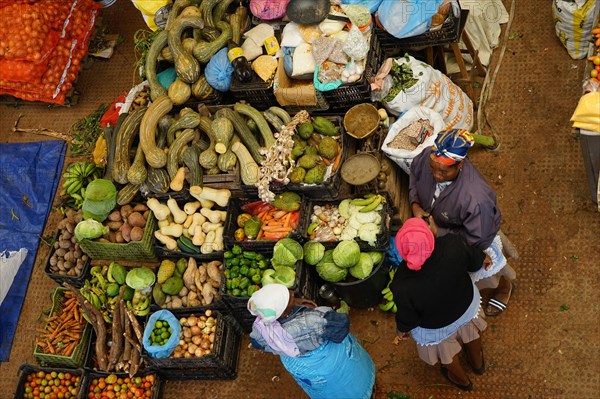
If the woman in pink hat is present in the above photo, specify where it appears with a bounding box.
[390,217,492,391]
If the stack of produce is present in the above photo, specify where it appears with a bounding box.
[18,368,82,399]
[48,209,88,279]
[304,240,383,283]
[60,161,103,210]
[171,310,218,359]
[306,194,386,246]
[85,373,158,398]
[152,258,224,309]
[149,193,229,255]
[0,0,101,104]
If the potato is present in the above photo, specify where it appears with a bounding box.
[130,226,144,242]
[133,203,148,212]
[115,231,124,243]
[107,221,123,231]
[120,204,133,221]
[121,222,132,242]
[128,212,146,228]
[108,231,117,243]
[108,210,122,222]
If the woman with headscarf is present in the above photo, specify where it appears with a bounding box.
[391,217,491,391]
[248,284,376,399]
[408,129,516,316]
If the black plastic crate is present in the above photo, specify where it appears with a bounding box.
[157,313,242,380]
[149,255,229,313]
[44,230,91,289]
[230,75,278,110]
[375,5,462,56]
[223,197,305,251]
[82,370,163,399]
[142,308,240,377]
[13,364,86,399]
[320,33,382,111]
[300,193,392,251]
[142,187,192,203]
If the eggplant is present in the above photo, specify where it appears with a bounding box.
[286,0,330,25]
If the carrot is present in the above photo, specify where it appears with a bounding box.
[331,148,343,172]
[322,158,331,166]
[256,210,268,221]
[272,210,287,219]
[256,228,264,240]
[592,28,600,35]
[282,212,292,228]
[262,226,292,233]
[264,232,289,240]
[596,38,600,47]
[289,212,300,228]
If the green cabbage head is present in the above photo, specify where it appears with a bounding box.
[303,242,325,266]
[332,240,361,268]
[349,253,374,279]
[272,238,303,268]
[316,250,348,282]
[125,267,156,290]
[261,267,296,288]
[74,219,109,241]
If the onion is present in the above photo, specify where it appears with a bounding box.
[184,351,192,358]
[187,316,198,326]
[183,327,192,338]
[200,338,211,350]
[205,309,212,317]
[208,334,215,343]
[180,317,187,325]
[200,315,207,321]
[190,325,201,336]
[179,339,185,346]
[192,335,202,345]
[188,344,198,354]
[197,321,205,329]
[194,348,204,357]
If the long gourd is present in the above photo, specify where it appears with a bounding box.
[212,0,235,23]
[217,135,239,172]
[127,145,148,185]
[167,109,200,146]
[231,141,259,185]
[182,145,203,186]
[168,15,204,84]
[211,117,234,154]
[112,107,147,184]
[165,0,192,30]
[234,102,275,148]
[146,30,168,100]
[156,115,173,149]
[167,128,196,179]
[140,96,173,168]
[215,107,264,164]
[199,0,220,27]
[192,21,232,63]
[197,116,218,170]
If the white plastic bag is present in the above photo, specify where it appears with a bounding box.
[381,107,445,173]
[552,0,600,60]
[383,55,473,130]
[0,249,28,307]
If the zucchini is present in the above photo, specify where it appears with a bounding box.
[263,109,285,132]
[268,106,291,124]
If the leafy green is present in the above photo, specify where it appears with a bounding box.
[125,267,156,290]
[303,242,325,266]
[332,240,361,268]
[383,59,419,103]
[349,253,374,279]
[272,238,303,267]
[74,219,109,241]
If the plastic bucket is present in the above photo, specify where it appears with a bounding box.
[332,259,390,308]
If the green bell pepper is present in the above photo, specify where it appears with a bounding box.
[232,288,241,297]
[239,266,249,276]
[251,273,262,284]
[239,277,250,289]
[257,259,270,269]
[247,285,260,296]
[224,251,234,259]
[243,251,257,260]
[232,245,243,255]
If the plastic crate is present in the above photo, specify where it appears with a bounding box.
[149,255,229,313]
[319,33,382,111]
[44,231,91,289]
[33,288,92,369]
[223,197,305,251]
[157,314,242,380]
[82,370,163,399]
[13,364,86,399]
[229,74,278,110]
[375,5,462,56]
[143,308,240,378]
[300,193,391,251]
[78,212,157,262]
[142,187,192,203]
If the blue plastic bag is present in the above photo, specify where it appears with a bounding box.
[313,65,343,92]
[386,234,403,270]
[341,0,383,14]
[142,309,181,359]
[205,47,234,92]
[377,0,444,39]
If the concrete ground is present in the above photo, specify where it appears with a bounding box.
[1,0,599,398]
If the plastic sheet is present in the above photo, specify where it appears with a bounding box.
[0,140,66,362]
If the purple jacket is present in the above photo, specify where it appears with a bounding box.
[409,147,501,250]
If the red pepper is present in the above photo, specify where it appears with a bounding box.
[289,211,300,228]
[241,201,265,214]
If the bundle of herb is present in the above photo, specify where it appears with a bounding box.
[68,103,108,156]
[383,56,421,103]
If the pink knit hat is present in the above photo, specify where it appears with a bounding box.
[395,218,435,271]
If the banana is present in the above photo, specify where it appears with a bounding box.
[67,181,83,195]
[83,162,96,177]
[381,287,391,295]
[364,193,376,198]
[351,196,376,206]
[62,172,80,180]
[95,273,107,290]
[80,187,86,198]
[90,266,102,275]
[359,195,383,213]
[91,287,107,304]
[384,291,394,301]
[391,303,398,313]
[89,292,101,309]
[379,301,394,311]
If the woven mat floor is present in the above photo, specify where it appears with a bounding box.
[1,0,599,398]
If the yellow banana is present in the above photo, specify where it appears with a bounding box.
[381,287,391,295]
[351,196,376,206]
[384,291,394,301]
[359,195,383,213]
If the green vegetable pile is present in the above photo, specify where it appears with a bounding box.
[304,240,384,283]
[382,56,421,103]
[149,320,172,346]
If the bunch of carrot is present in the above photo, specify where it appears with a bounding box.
[592,27,600,47]
[36,290,86,357]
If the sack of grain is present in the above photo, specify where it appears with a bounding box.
[381,106,445,174]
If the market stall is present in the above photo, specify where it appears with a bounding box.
[1,0,497,397]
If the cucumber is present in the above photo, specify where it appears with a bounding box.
[177,236,200,254]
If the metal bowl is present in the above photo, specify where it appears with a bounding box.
[340,152,381,185]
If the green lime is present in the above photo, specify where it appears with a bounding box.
[161,331,170,339]
[155,320,163,329]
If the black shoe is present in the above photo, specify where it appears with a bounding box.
[468,350,485,375]
[440,366,473,392]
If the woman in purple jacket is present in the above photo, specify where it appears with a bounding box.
[408,129,516,316]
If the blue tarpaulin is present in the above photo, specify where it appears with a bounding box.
[0,140,66,362]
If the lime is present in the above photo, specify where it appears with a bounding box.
[155,320,163,329]
[161,331,170,339]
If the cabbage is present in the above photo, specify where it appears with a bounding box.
[338,199,352,219]
[316,250,348,282]
[332,240,360,268]
[303,242,325,266]
[262,267,296,288]
[74,219,109,241]
[367,251,383,265]
[358,223,380,247]
[349,253,374,279]
[272,238,303,267]
[125,267,156,290]
[82,179,117,222]
[85,179,117,201]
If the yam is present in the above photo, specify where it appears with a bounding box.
[206,261,221,284]
[128,212,147,228]
[108,210,122,222]
[121,222,132,242]
[130,226,144,242]
[171,297,183,308]
[201,282,215,305]
[183,258,197,290]
[120,204,133,221]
